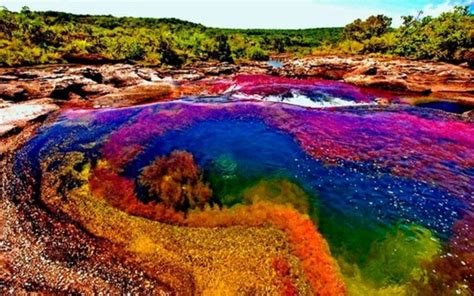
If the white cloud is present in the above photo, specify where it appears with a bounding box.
[421,0,471,17]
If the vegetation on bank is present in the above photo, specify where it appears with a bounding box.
[332,6,473,64]
[0,6,472,67]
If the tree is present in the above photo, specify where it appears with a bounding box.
[214,34,233,63]
[158,39,183,66]
[342,15,392,42]
[394,6,473,62]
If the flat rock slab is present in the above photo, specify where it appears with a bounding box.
[278,56,474,103]
[0,98,59,137]
[91,82,175,108]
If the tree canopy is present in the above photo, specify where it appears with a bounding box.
[0,6,472,66]
[338,6,473,63]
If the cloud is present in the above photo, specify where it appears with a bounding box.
[421,0,472,17]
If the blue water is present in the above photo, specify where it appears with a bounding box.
[267,60,283,68]
[417,101,473,114]
[13,100,470,269]
[125,118,464,240]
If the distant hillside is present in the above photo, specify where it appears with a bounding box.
[37,11,206,29]
[0,7,342,66]
[0,6,471,67]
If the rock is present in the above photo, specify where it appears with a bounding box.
[92,82,174,108]
[375,98,390,105]
[63,53,116,65]
[344,75,410,92]
[49,76,98,100]
[80,84,117,96]
[0,98,59,137]
[278,56,474,100]
[75,67,103,83]
[99,64,144,87]
[462,109,474,120]
[462,50,474,69]
[1,57,472,108]
[0,83,27,101]
[136,68,162,82]
[347,64,378,76]
[174,73,205,81]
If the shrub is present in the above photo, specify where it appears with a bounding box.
[246,46,269,61]
[342,15,392,42]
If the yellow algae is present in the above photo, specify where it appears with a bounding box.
[242,179,312,215]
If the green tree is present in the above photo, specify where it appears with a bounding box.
[343,15,392,42]
[394,6,473,62]
[214,34,233,63]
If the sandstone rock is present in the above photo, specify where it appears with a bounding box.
[1,57,472,108]
[136,68,162,82]
[49,76,98,100]
[278,56,474,100]
[0,83,27,101]
[80,83,117,96]
[344,75,410,92]
[92,82,174,108]
[99,64,144,87]
[174,73,205,81]
[0,98,59,137]
[462,109,474,120]
[63,53,115,65]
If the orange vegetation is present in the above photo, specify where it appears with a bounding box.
[272,256,299,296]
[90,160,185,223]
[186,203,346,295]
[89,158,346,295]
[138,151,212,211]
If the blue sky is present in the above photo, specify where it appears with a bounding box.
[0,0,472,28]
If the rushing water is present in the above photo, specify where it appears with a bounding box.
[13,75,474,294]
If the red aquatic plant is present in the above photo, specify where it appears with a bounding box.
[138,151,212,211]
[89,160,345,294]
[272,256,298,296]
[89,162,185,224]
[416,215,474,294]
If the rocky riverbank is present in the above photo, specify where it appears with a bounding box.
[1,56,473,152]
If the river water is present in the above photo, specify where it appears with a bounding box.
[12,75,473,294]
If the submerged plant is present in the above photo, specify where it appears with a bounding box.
[138,150,212,211]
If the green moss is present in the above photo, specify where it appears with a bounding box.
[361,223,441,286]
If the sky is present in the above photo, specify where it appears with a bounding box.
[0,0,472,29]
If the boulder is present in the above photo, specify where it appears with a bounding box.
[0,98,59,137]
[80,83,117,96]
[92,82,174,108]
[99,64,144,87]
[344,75,410,92]
[0,83,27,101]
[63,53,116,65]
[48,76,98,100]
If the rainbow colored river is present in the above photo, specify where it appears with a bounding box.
[13,75,474,295]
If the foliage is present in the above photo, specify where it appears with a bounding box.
[342,15,392,42]
[138,151,212,211]
[393,6,473,62]
[337,6,473,62]
[0,5,471,66]
[0,6,341,66]
[246,46,269,61]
